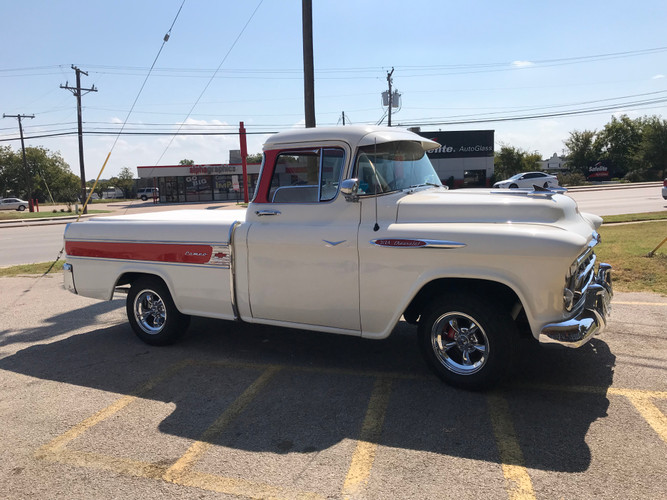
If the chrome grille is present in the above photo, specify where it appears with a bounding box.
[566,247,597,310]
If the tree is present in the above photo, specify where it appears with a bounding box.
[246,153,263,163]
[0,145,80,202]
[595,115,643,177]
[179,159,195,165]
[522,152,542,172]
[564,130,600,174]
[493,145,541,180]
[636,116,667,180]
[115,167,135,197]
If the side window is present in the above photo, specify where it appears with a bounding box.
[320,149,344,201]
[268,148,345,203]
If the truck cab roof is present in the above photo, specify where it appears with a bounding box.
[263,125,440,152]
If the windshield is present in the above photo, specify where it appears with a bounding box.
[354,140,442,194]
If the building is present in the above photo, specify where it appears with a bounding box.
[137,161,261,203]
[416,130,495,188]
[539,153,568,173]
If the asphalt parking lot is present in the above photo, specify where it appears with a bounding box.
[1,274,665,499]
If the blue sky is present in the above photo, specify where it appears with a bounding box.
[1,0,666,179]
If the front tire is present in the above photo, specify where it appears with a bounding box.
[127,276,190,345]
[17,205,26,211]
[509,183,518,189]
[141,195,148,201]
[418,293,518,390]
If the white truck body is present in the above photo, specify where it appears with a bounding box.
[63,126,612,389]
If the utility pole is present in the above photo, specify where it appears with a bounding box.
[61,65,97,213]
[3,113,35,211]
[386,68,394,127]
[302,0,315,128]
[341,111,346,125]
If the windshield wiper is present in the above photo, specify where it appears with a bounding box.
[408,182,441,189]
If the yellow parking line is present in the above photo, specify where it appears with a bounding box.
[44,449,170,480]
[36,359,191,459]
[172,469,325,500]
[613,301,667,307]
[342,377,392,499]
[624,394,667,444]
[164,365,281,483]
[487,393,536,500]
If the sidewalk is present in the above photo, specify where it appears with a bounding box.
[0,200,245,228]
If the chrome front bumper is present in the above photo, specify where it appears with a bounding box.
[539,263,613,348]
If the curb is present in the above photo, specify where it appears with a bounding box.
[564,181,661,192]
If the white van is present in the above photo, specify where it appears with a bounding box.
[102,186,125,199]
[137,187,159,201]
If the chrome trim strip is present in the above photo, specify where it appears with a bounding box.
[228,221,242,321]
[370,238,466,249]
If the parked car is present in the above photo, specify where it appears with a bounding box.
[102,186,125,199]
[493,172,559,189]
[662,178,667,200]
[137,187,159,201]
[0,197,29,211]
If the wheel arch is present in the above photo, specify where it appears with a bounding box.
[115,271,180,310]
[403,277,530,337]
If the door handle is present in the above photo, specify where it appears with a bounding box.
[255,210,281,217]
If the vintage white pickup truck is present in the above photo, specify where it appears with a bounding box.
[63,126,612,390]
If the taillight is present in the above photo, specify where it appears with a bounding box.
[664,179,667,188]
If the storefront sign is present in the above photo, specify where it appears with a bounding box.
[189,165,238,175]
[419,130,494,159]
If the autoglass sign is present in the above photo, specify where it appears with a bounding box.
[419,130,494,159]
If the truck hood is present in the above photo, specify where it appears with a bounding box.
[396,188,594,230]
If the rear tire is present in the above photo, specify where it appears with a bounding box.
[141,195,148,201]
[418,293,518,390]
[127,276,190,345]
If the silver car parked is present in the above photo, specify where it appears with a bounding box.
[0,197,29,211]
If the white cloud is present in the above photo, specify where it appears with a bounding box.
[651,74,665,80]
[511,60,534,68]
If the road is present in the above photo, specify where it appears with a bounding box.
[0,275,665,499]
[0,224,65,266]
[568,184,666,216]
[0,184,665,267]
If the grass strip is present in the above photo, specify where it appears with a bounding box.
[602,212,667,224]
[0,210,109,220]
[0,260,64,277]
[597,220,667,295]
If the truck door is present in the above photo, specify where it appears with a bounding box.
[246,148,361,333]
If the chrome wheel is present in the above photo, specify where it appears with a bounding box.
[430,312,489,375]
[134,289,167,334]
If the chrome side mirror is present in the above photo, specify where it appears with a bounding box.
[341,178,360,202]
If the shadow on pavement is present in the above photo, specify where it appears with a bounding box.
[0,310,614,473]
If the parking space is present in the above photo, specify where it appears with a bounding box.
[1,275,666,499]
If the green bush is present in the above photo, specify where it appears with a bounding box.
[558,172,587,186]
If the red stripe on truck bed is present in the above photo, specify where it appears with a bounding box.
[65,241,214,265]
